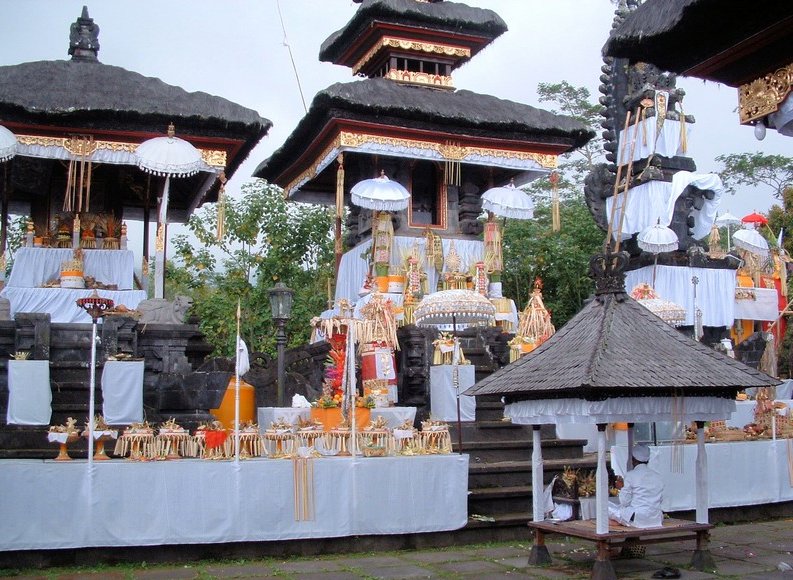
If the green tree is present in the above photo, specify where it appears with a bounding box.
[498,81,603,325]
[716,152,793,199]
[171,179,334,357]
[501,198,601,326]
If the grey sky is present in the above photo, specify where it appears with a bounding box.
[0,0,788,222]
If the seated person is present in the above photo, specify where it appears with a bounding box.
[608,443,664,528]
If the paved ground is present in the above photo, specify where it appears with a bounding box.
[3,519,793,579]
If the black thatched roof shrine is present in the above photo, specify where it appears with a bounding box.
[603,0,793,87]
[319,0,508,67]
[255,78,593,182]
[466,252,779,403]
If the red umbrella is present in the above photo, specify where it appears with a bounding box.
[742,212,769,226]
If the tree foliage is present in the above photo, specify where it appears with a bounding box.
[716,152,793,199]
[170,179,334,357]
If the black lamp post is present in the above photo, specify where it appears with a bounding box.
[268,282,293,407]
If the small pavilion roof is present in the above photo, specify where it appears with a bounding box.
[466,252,778,402]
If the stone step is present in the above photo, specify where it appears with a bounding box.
[468,485,533,515]
[467,456,597,488]
[456,439,587,463]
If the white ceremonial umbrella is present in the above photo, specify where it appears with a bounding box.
[715,211,741,251]
[414,289,496,454]
[481,181,535,220]
[638,219,679,287]
[134,124,203,299]
[733,226,770,258]
[350,171,410,211]
[0,124,17,163]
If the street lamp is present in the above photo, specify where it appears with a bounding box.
[268,282,293,406]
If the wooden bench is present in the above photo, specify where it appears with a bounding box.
[528,517,715,580]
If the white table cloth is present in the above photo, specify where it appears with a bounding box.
[0,455,469,550]
[733,287,779,321]
[430,365,476,422]
[0,287,147,323]
[5,360,51,425]
[625,265,736,327]
[257,407,310,431]
[371,406,417,429]
[335,236,485,303]
[612,441,793,511]
[101,361,144,425]
[8,247,136,290]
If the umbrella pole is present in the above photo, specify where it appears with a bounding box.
[652,254,658,288]
[452,314,463,455]
[727,225,731,252]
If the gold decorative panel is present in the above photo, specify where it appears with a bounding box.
[738,63,793,124]
[353,37,470,75]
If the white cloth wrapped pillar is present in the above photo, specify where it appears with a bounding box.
[596,424,609,534]
[696,422,708,524]
[531,425,544,522]
[626,424,635,472]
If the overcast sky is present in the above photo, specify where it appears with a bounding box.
[1,0,789,222]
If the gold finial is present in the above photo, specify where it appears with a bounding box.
[167,123,175,138]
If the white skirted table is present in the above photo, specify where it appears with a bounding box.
[8,248,137,290]
[611,441,793,511]
[430,365,476,422]
[5,360,51,425]
[101,361,145,425]
[0,287,148,323]
[0,455,469,550]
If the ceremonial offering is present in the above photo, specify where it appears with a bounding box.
[47,417,80,461]
[414,289,496,328]
[234,420,264,459]
[263,419,295,458]
[357,415,390,452]
[420,419,452,454]
[60,259,85,289]
[115,421,155,460]
[156,418,191,459]
[81,415,117,460]
[196,421,228,460]
[295,417,325,447]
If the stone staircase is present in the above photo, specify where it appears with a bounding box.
[447,394,597,542]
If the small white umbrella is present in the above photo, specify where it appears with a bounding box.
[481,181,535,220]
[733,226,770,258]
[350,171,410,211]
[715,211,741,251]
[135,124,204,299]
[0,125,17,163]
[638,219,679,287]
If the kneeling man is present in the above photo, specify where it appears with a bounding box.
[609,443,664,528]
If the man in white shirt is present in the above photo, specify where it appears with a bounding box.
[609,443,664,528]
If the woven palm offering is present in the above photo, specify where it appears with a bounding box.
[263,419,295,458]
[115,421,155,460]
[420,419,452,454]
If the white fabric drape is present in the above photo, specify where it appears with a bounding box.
[605,171,723,241]
[733,287,779,321]
[335,236,485,303]
[505,396,736,425]
[101,361,144,425]
[6,360,51,425]
[0,287,148,323]
[8,248,137,290]
[618,119,691,163]
[611,441,793,511]
[0,455,469,550]
[625,265,736,327]
[430,365,476,421]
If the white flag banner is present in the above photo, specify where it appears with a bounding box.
[236,337,250,377]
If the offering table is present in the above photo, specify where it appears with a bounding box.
[0,454,469,550]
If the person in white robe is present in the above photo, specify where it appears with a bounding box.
[609,443,664,528]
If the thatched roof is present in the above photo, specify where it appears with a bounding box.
[255,78,593,182]
[603,0,793,86]
[466,252,778,402]
[0,59,270,139]
[319,0,508,64]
